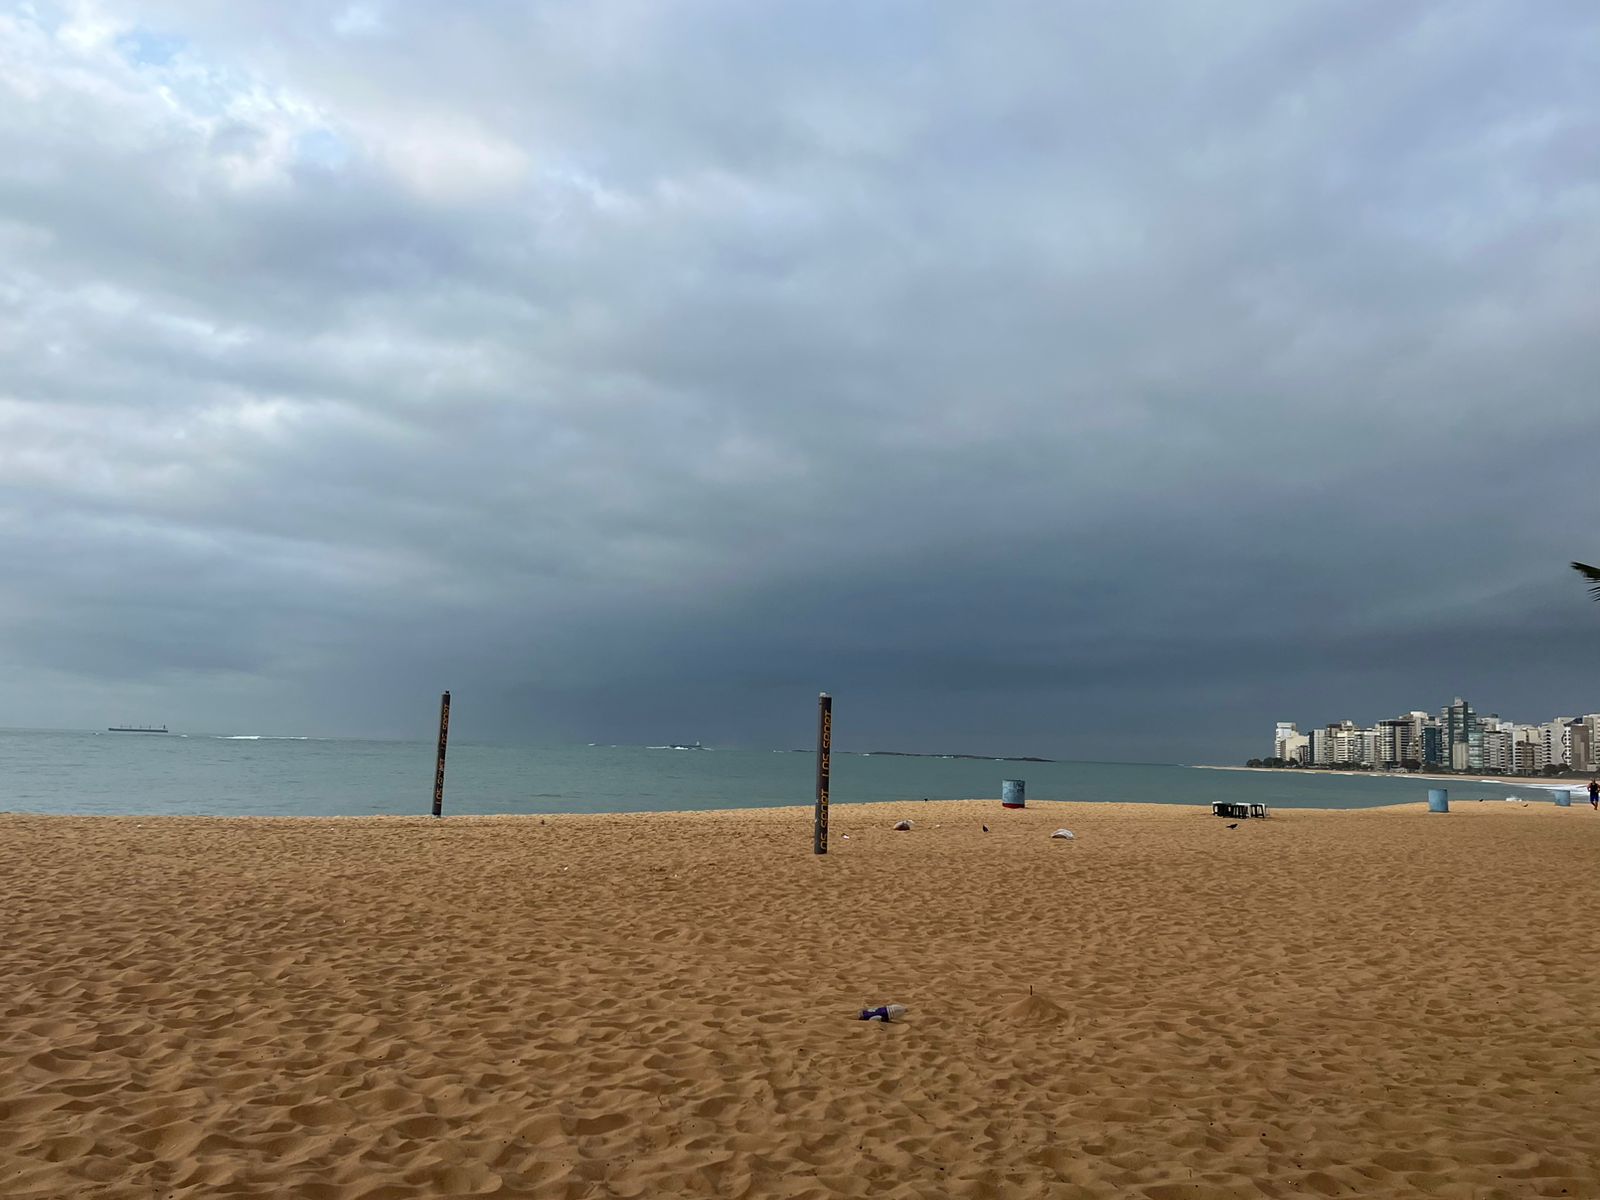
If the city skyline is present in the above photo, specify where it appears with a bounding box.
[1270,699,1600,775]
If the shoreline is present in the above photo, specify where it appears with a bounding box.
[0,793,1458,823]
[0,797,1429,826]
[1195,763,1591,790]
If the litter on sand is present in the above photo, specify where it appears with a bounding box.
[859,1004,908,1022]
[1050,829,1075,839]
[893,820,913,831]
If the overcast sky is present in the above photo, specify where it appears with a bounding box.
[2,1,1597,760]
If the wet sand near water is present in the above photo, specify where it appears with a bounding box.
[3,800,1599,1198]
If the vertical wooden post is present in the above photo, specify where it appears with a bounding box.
[814,692,832,854]
[432,690,451,817]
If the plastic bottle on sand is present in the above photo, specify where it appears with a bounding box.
[859,1004,908,1022]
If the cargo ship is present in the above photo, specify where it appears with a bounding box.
[108,724,169,733]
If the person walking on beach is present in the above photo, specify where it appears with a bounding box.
[1590,777,1599,810]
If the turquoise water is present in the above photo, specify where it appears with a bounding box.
[0,728,1563,817]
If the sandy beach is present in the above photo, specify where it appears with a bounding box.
[3,800,1598,1199]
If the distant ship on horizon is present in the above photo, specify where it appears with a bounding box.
[107,724,169,734]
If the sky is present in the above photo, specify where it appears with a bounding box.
[2,1,1598,761]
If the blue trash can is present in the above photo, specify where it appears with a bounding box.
[1554,789,1572,808]
[1427,788,1449,813]
[1002,779,1025,809]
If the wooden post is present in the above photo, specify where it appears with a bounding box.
[814,692,832,854]
[432,690,451,817]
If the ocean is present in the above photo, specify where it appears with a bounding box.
[0,727,1566,817]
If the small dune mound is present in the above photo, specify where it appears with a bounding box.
[1002,991,1071,1025]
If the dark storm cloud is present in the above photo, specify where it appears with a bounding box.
[2,1,1597,757]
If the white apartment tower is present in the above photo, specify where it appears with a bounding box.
[1273,722,1299,760]
[1481,728,1512,773]
[1542,720,1574,769]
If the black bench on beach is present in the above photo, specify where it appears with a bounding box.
[1211,801,1269,819]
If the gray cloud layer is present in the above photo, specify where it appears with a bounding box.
[3,1,1598,759]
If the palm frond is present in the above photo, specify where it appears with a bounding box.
[1573,561,1600,601]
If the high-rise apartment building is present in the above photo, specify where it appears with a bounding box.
[1583,715,1600,772]
[1304,720,1371,766]
[1569,720,1592,773]
[1377,717,1420,766]
[1274,722,1299,761]
[1481,728,1512,773]
[1420,723,1445,766]
[1541,719,1573,769]
[1511,725,1545,774]
[1441,698,1481,771]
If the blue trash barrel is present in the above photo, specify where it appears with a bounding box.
[1554,789,1572,808]
[1427,788,1449,813]
[1002,779,1025,809]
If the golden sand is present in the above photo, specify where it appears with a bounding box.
[3,800,1599,1199]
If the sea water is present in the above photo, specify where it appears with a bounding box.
[0,727,1550,817]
